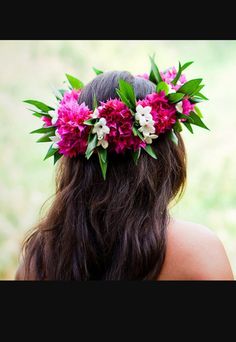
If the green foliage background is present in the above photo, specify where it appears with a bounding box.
[0,40,235,279]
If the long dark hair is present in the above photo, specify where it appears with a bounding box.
[21,71,187,280]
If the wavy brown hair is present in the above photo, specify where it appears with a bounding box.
[20,71,187,280]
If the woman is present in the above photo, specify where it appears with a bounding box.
[16,67,234,280]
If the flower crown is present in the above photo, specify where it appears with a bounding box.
[25,57,209,179]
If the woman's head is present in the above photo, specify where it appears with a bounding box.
[22,70,186,280]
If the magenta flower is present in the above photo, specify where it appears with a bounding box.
[138,91,177,134]
[55,90,91,157]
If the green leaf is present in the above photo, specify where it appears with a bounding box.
[189,111,210,130]
[116,89,133,109]
[194,105,203,118]
[30,127,55,134]
[132,125,144,141]
[54,151,63,164]
[189,96,204,104]
[24,100,54,113]
[98,148,108,180]
[195,92,208,100]
[173,120,183,132]
[28,109,52,118]
[117,79,136,111]
[84,118,97,126]
[172,62,182,85]
[143,144,157,159]
[149,55,162,84]
[191,84,205,97]
[167,92,185,103]
[85,133,98,159]
[181,61,194,71]
[43,144,58,160]
[99,147,107,163]
[93,67,103,75]
[132,148,141,165]
[65,74,84,90]
[177,113,194,124]
[36,132,54,142]
[178,79,203,96]
[32,112,44,118]
[168,130,178,145]
[58,89,66,97]
[156,81,169,95]
[93,94,98,110]
[183,121,194,133]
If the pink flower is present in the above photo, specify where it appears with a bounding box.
[97,99,146,153]
[55,90,92,157]
[182,99,194,115]
[42,116,52,127]
[161,66,187,91]
[138,91,177,134]
[136,73,149,80]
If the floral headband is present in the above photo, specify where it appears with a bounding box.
[25,57,209,179]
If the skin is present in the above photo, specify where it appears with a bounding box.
[158,218,234,280]
[15,219,234,280]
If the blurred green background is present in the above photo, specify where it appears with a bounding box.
[0,40,235,279]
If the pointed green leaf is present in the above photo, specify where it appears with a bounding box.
[117,79,136,111]
[189,96,204,103]
[172,62,182,85]
[84,118,97,126]
[156,81,169,95]
[44,144,58,160]
[93,94,98,110]
[149,55,162,84]
[183,121,194,133]
[191,84,205,97]
[24,100,54,112]
[37,132,54,142]
[93,67,103,75]
[143,144,157,159]
[173,120,183,132]
[99,147,107,163]
[30,127,55,134]
[98,149,108,180]
[194,105,203,118]
[54,151,63,164]
[178,79,203,96]
[189,111,210,130]
[65,74,84,90]
[181,61,194,71]
[167,93,185,103]
[85,133,98,159]
[168,130,178,145]
[195,92,208,100]
[132,125,144,141]
[177,113,194,123]
[132,148,141,165]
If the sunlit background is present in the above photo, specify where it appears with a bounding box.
[0,40,236,279]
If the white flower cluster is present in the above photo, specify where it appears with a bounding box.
[134,105,158,144]
[92,110,110,149]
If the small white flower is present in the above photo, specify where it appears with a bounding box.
[92,117,110,140]
[50,129,61,149]
[135,104,152,122]
[138,122,156,137]
[144,134,158,144]
[175,101,183,113]
[51,110,58,125]
[97,139,109,149]
[91,108,99,118]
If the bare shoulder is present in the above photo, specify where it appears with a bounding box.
[158,218,234,280]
